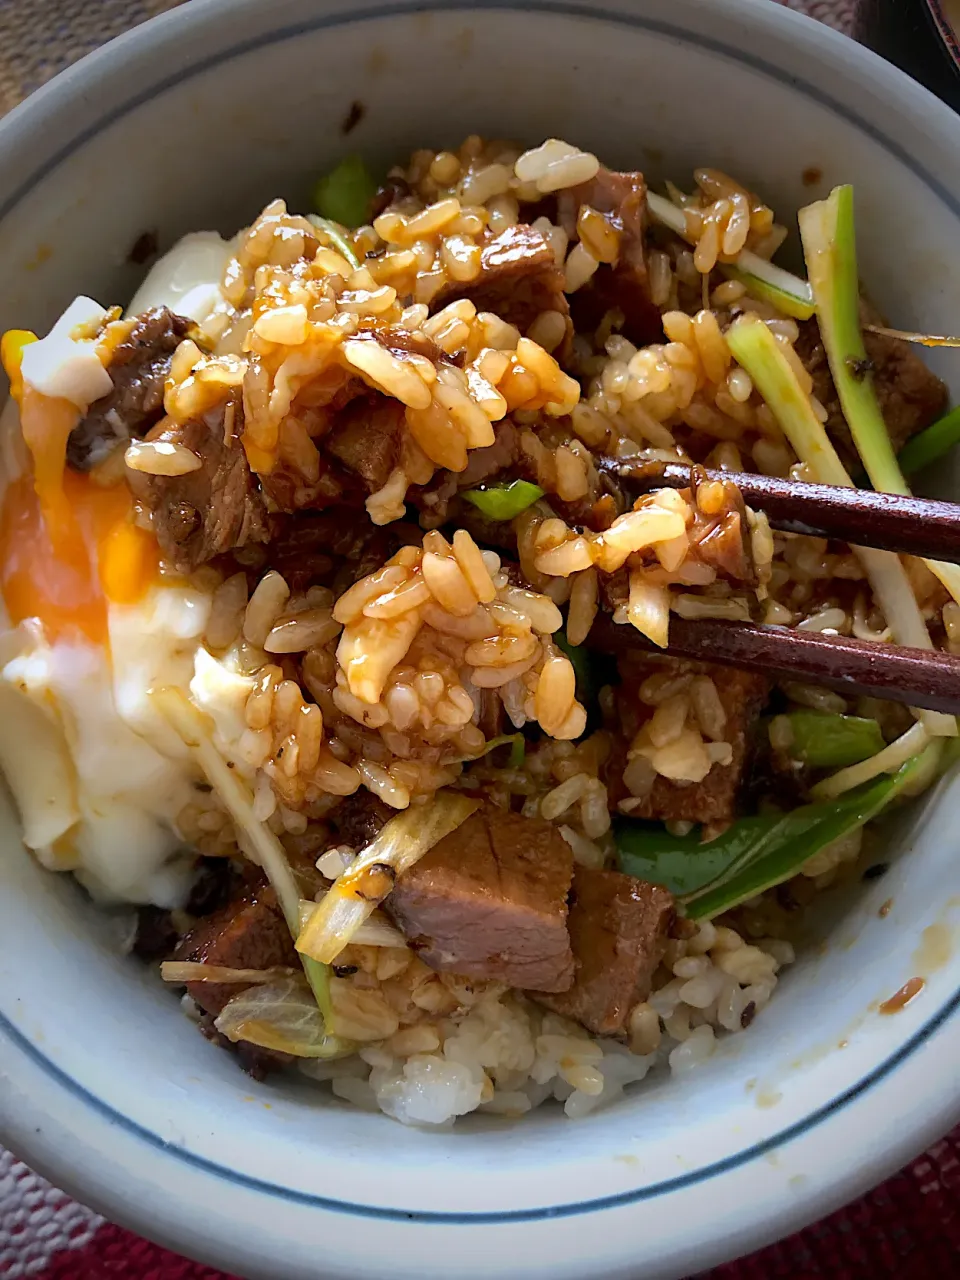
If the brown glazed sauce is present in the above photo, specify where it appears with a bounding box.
[879,976,925,1015]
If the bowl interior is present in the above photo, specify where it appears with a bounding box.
[2,1,960,1275]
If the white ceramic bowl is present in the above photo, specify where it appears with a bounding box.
[2,2,960,1276]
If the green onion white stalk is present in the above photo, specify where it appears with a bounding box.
[798,185,960,610]
[725,316,955,740]
[646,191,815,320]
[160,962,295,985]
[154,688,350,1052]
[298,899,407,949]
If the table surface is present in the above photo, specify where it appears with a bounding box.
[0,0,957,1277]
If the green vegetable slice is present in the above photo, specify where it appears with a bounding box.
[462,479,544,520]
[616,744,940,920]
[898,405,960,477]
[312,155,378,228]
[798,185,960,610]
[454,732,525,764]
[215,977,350,1059]
[554,628,599,712]
[773,710,884,770]
[723,260,816,321]
[615,814,774,898]
[687,746,938,919]
[645,191,814,319]
[308,216,361,271]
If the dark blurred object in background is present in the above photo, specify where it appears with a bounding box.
[857,0,960,110]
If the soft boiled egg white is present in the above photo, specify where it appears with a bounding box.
[0,231,239,906]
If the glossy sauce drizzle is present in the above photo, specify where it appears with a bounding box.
[878,976,925,1015]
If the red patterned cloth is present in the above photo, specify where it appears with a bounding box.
[2,1129,959,1277]
[2,0,959,1276]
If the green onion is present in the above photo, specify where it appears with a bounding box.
[214,977,350,1059]
[616,744,940,920]
[455,732,525,764]
[688,749,933,919]
[615,814,775,898]
[798,187,901,491]
[311,155,378,229]
[462,479,544,520]
[725,314,956,739]
[307,216,360,271]
[898,405,960,476]
[773,710,884,770]
[723,258,816,321]
[154,689,347,1046]
[725,313,847,483]
[646,191,814,319]
[509,735,527,768]
[810,720,929,801]
[554,628,599,712]
[798,185,960,611]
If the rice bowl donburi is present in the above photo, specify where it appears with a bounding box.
[1,134,957,1128]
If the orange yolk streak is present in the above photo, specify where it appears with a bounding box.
[0,470,160,645]
[1,331,160,644]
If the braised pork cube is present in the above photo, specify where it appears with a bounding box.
[431,225,572,353]
[67,307,192,470]
[174,887,297,1017]
[615,651,770,834]
[266,509,416,593]
[795,307,947,472]
[384,806,575,992]
[557,167,662,346]
[125,397,269,573]
[535,868,674,1035]
[325,394,404,494]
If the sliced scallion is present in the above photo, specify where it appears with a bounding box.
[798,185,960,612]
[725,314,956,739]
[898,405,960,477]
[154,688,347,1048]
[646,191,814,319]
[773,710,884,770]
[616,743,941,920]
[307,216,361,270]
[312,155,377,229]
[462,479,544,520]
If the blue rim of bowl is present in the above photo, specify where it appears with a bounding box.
[927,1,960,72]
[1,0,960,1227]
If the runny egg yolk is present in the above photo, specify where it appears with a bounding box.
[0,466,161,645]
[0,339,160,645]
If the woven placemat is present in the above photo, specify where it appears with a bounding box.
[1,1,957,1277]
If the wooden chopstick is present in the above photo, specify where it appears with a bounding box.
[614,461,960,564]
[588,613,960,715]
